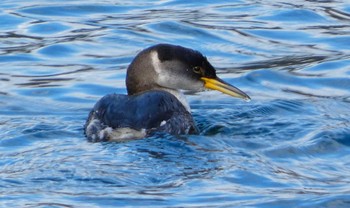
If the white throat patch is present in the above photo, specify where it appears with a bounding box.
[162,88,191,112]
[150,51,162,75]
[149,50,191,112]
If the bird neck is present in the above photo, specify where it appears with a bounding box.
[158,88,191,112]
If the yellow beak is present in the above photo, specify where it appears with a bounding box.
[201,77,250,101]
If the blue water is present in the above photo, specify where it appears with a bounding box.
[1,0,350,207]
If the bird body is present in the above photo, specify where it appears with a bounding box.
[85,44,250,142]
[85,90,197,142]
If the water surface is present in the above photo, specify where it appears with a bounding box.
[1,0,350,207]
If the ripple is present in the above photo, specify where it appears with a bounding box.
[27,22,71,35]
[1,0,350,207]
[258,9,328,23]
[38,44,77,57]
[0,14,28,30]
[19,4,136,17]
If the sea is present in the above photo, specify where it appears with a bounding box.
[1,0,350,207]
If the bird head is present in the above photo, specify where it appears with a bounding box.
[126,44,250,101]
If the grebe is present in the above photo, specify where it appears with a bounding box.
[85,44,250,142]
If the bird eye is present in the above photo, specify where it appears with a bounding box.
[193,66,201,74]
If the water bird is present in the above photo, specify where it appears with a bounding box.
[85,44,250,142]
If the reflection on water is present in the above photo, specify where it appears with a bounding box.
[1,0,350,207]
